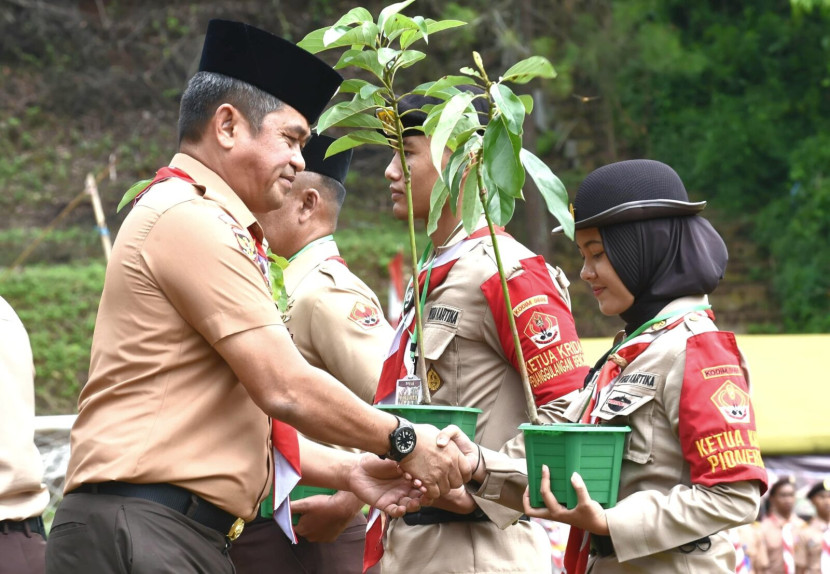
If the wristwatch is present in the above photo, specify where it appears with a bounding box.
[386,416,417,461]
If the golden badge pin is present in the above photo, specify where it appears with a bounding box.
[227,517,245,541]
[427,365,442,392]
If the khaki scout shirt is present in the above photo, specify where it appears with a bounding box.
[382,223,582,574]
[588,297,762,572]
[282,239,392,407]
[795,517,828,573]
[0,296,49,522]
[65,154,282,521]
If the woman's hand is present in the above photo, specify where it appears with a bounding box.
[523,464,610,536]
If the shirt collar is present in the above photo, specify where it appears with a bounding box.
[169,153,264,242]
[284,238,340,293]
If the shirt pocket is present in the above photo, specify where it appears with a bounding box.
[597,382,657,465]
[422,323,458,400]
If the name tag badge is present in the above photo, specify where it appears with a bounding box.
[396,375,423,405]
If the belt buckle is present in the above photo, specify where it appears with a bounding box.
[227,517,245,541]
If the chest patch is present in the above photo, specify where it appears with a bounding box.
[710,380,751,424]
[523,311,561,349]
[427,304,461,327]
[427,365,443,392]
[348,302,381,329]
[617,371,657,389]
[596,389,653,419]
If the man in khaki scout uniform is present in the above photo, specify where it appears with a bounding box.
[795,480,830,573]
[45,20,471,574]
[0,296,49,574]
[371,89,589,574]
[231,135,392,573]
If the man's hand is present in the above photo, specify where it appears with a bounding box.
[292,491,364,543]
[435,424,482,481]
[522,464,609,536]
[428,486,478,515]
[346,454,425,517]
[399,424,471,498]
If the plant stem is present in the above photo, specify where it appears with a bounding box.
[389,93,431,404]
[475,165,540,424]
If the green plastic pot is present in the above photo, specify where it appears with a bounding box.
[376,404,482,440]
[520,423,631,510]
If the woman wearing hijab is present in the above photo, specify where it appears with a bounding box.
[524,159,769,572]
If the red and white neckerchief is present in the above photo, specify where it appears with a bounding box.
[820,528,830,573]
[730,528,750,574]
[782,522,795,574]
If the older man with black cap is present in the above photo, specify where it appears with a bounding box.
[45,20,469,574]
[370,87,589,573]
[230,135,392,574]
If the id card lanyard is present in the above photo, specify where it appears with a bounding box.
[287,234,334,264]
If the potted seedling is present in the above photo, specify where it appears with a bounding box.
[300,0,628,505]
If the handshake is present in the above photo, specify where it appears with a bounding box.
[336,423,481,517]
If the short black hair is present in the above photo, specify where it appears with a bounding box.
[178,71,284,145]
[309,171,346,211]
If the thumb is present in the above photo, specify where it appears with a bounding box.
[436,424,463,447]
[570,471,592,505]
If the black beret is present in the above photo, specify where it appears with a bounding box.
[393,85,489,135]
[199,20,342,125]
[302,134,352,185]
[807,479,830,499]
[552,159,706,234]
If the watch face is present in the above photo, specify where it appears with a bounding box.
[395,427,416,455]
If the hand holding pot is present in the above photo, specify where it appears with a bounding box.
[523,464,609,536]
[400,424,471,498]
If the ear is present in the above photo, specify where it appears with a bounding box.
[297,188,320,223]
[212,104,243,151]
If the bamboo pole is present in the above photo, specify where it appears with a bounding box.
[85,173,112,262]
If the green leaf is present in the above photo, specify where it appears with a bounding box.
[520,148,573,238]
[428,92,475,173]
[378,0,416,35]
[461,163,482,233]
[427,177,450,235]
[460,66,483,79]
[358,83,384,100]
[472,51,486,77]
[482,116,525,196]
[442,145,470,213]
[490,83,525,135]
[384,14,421,43]
[334,49,384,77]
[501,56,557,85]
[268,252,290,312]
[518,94,534,115]
[339,78,374,94]
[332,6,374,28]
[395,49,426,70]
[425,19,466,35]
[378,47,400,68]
[486,187,516,226]
[420,75,474,97]
[316,97,379,133]
[324,22,380,50]
[117,178,152,213]
[329,112,383,130]
[326,131,390,157]
[297,27,328,53]
[323,25,352,48]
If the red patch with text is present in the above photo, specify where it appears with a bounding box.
[679,331,768,494]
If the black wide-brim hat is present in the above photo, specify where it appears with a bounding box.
[199,19,342,125]
[302,134,352,185]
[551,159,706,234]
